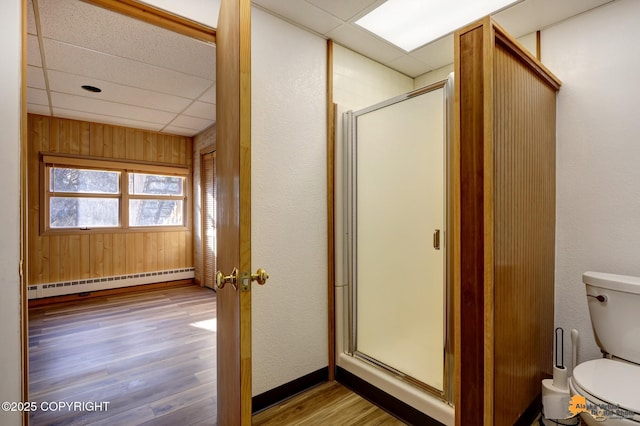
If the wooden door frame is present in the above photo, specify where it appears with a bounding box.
[326,39,336,381]
[216,0,253,423]
[20,1,29,423]
[19,1,217,425]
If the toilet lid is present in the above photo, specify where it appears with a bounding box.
[572,358,640,414]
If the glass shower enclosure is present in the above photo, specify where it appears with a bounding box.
[344,76,454,402]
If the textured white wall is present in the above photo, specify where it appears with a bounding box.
[333,44,414,111]
[414,64,454,90]
[0,0,24,424]
[251,7,328,396]
[542,0,640,371]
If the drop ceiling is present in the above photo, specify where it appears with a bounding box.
[26,0,216,137]
[252,0,613,77]
[27,0,614,137]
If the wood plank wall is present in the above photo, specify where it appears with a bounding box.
[455,18,561,426]
[492,41,557,425]
[27,114,194,285]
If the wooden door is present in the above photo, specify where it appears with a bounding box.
[201,151,216,289]
[216,0,253,424]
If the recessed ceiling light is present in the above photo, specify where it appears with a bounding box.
[355,0,519,52]
[81,85,102,93]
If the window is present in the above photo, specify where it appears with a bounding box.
[128,173,185,227]
[43,155,189,232]
[48,167,120,229]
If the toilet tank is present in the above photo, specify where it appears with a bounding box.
[583,271,640,364]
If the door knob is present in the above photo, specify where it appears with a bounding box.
[216,267,238,290]
[251,268,269,285]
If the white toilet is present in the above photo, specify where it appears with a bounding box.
[569,272,640,425]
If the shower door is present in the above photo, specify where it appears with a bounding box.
[346,79,451,398]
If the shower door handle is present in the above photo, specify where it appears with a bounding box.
[433,229,441,250]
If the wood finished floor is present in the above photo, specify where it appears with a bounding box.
[29,285,217,426]
[253,382,405,426]
[29,285,404,425]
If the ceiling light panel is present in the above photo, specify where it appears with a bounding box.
[355,0,519,52]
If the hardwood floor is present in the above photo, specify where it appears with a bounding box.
[28,285,217,426]
[253,382,405,425]
[29,285,404,425]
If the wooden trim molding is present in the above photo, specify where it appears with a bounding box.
[491,21,560,90]
[42,153,191,175]
[20,0,30,421]
[326,38,336,382]
[455,23,487,425]
[82,0,216,43]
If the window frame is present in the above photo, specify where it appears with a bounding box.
[41,153,190,234]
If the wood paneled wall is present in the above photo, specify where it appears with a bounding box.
[454,18,561,426]
[27,114,194,285]
[493,40,558,425]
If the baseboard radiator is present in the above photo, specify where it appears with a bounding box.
[28,267,195,299]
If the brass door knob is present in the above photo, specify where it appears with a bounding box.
[251,268,269,285]
[216,267,238,290]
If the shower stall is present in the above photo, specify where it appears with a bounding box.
[336,75,455,421]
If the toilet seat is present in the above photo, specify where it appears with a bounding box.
[572,358,640,421]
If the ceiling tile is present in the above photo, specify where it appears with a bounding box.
[28,104,51,116]
[27,88,49,106]
[27,35,42,67]
[327,24,406,64]
[44,39,212,99]
[253,0,342,35]
[182,101,216,120]
[410,35,455,70]
[53,107,164,133]
[170,115,214,130]
[305,0,382,21]
[493,0,613,38]
[27,65,46,89]
[162,125,201,137]
[386,55,433,78]
[51,92,177,125]
[38,0,216,80]
[27,0,37,35]
[198,84,216,104]
[47,70,192,114]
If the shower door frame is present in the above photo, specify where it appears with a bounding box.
[345,76,455,403]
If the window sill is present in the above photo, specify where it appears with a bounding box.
[41,225,190,236]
